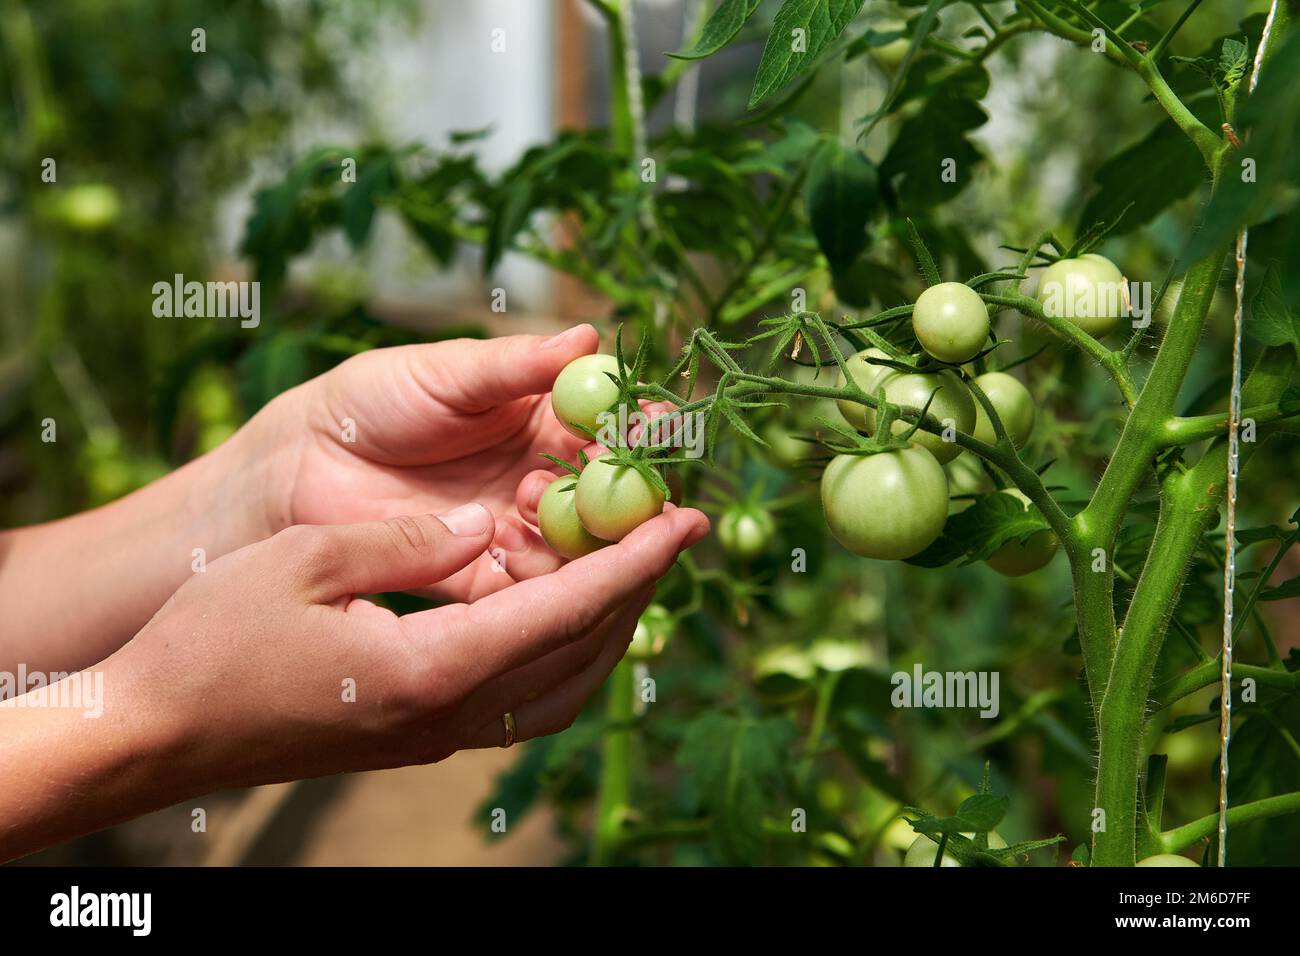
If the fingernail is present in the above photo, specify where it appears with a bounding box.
[540,324,590,349]
[436,503,491,537]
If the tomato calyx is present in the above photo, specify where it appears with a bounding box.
[815,379,945,459]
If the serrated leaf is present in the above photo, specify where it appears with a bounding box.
[676,714,798,865]
[670,0,762,60]
[748,0,865,109]
[955,793,1010,831]
[906,490,1052,567]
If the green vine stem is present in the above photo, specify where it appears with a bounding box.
[592,660,636,866]
[1158,791,1300,855]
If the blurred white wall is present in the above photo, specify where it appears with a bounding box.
[221,0,558,314]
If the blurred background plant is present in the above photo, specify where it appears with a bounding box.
[2,0,1297,866]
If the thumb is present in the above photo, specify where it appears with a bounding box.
[428,324,600,411]
[286,505,495,601]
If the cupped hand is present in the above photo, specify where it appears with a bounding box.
[110,504,709,790]
[245,325,603,602]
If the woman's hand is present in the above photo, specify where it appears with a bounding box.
[112,504,707,789]
[1,325,608,673]
[245,324,606,602]
[0,503,707,860]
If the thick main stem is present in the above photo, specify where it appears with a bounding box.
[1090,346,1295,866]
[592,660,635,865]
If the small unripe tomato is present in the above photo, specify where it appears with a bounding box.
[537,477,605,559]
[971,371,1035,449]
[1136,854,1200,867]
[57,183,122,231]
[912,281,990,364]
[574,458,665,541]
[1035,254,1126,337]
[718,506,776,560]
[903,831,1007,867]
[866,369,974,465]
[836,347,892,430]
[821,445,949,560]
[550,354,620,439]
[945,450,994,514]
[629,603,674,659]
[983,489,1058,577]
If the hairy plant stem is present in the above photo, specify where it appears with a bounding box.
[1159,791,1300,855]
[592,660,635,865]
[1091,345,1295,866]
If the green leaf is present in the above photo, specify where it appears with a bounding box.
[676,714,798,865]
[669,0,762,60]
[804,137,879,271]
[1077,119,1206,237]
[747,0,865,109]
[1184,27,1300,261]
[1248,261,1300,356]
[953,792,1010,831]
[905,490,1052,567]
[879,65,988,210]
[341,154,396,248]
[1260,574,1300,601]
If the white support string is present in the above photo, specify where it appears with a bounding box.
[1218,0,1279,868]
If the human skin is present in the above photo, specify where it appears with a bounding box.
[0,324,615,676]
[0,323,709,861]
[0,505,708,863]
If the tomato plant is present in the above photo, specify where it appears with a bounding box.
[238,0,1300,869]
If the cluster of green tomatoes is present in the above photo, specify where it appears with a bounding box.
[538,254,1129,579]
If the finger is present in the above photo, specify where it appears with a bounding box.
[424,325,600,412]
[465,589,651,748]
[490,515,565,581]
[459,594,642,732]
[467,590,650,749]
[288,505,494,601]
[515,469,565,526]
[402,507,707,683]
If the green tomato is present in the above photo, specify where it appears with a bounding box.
[821,445,949,560]
[550,354,620,439]
[912,281,990,364]
[1136,854,1200,867]
[1035,254,1126,337]
[574,458,665,541]
[762,421,812,467]
[983,489,1059,577]
[836,347,892,430]
[718,506,776,560]
[903,831,1007,867]
[629,603,673,659]
[537,477,606,559]
[866,369,974,465]
[945,450,994,514]
[57,183,121,231]
[971,371,1035,449]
